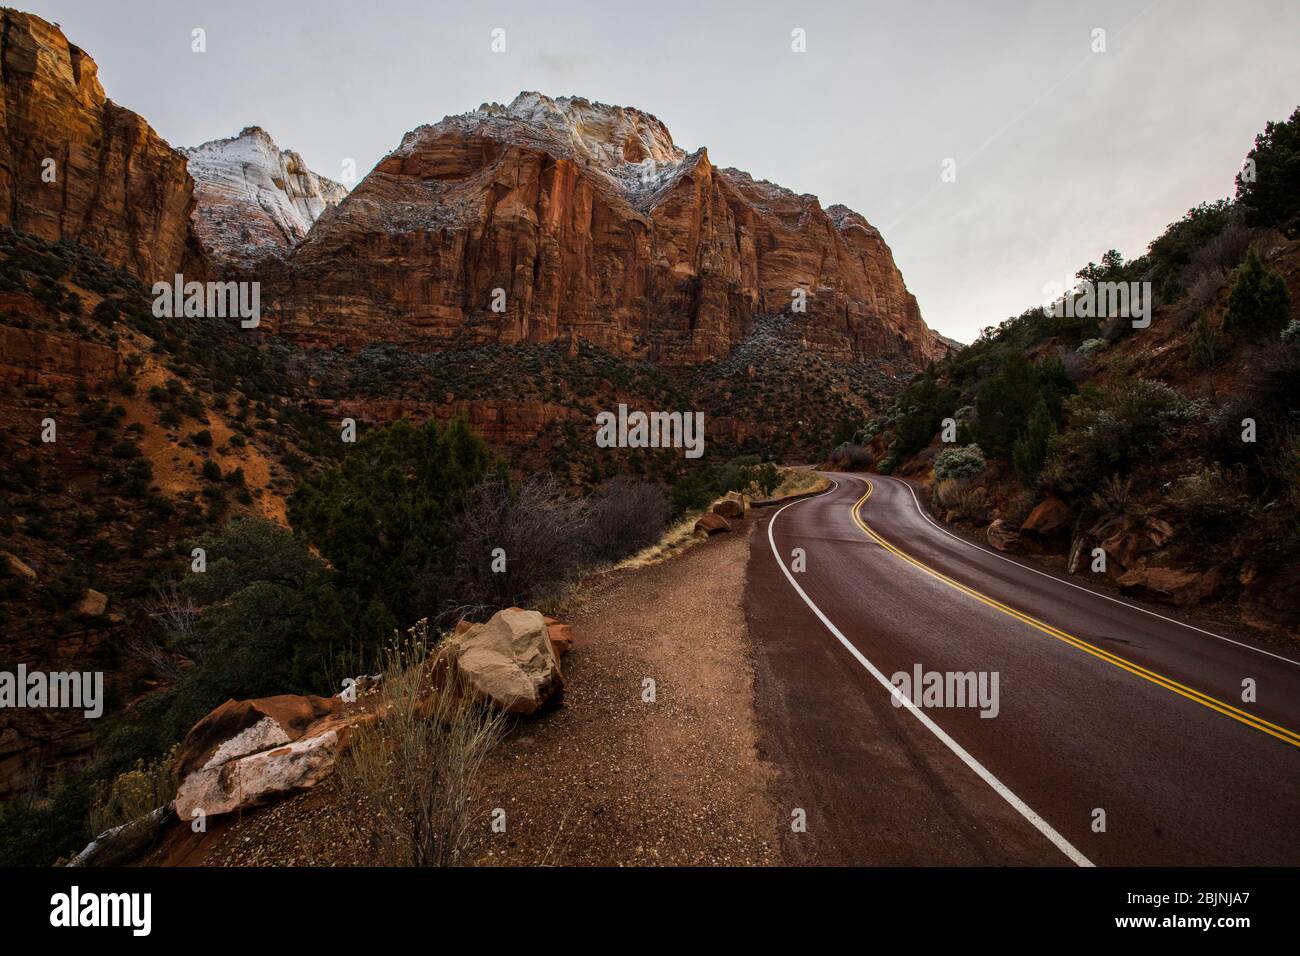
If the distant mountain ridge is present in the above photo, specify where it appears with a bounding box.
[0,10,947,372]
[265,91,948,368]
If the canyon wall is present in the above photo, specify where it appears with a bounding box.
[0,10,197,280]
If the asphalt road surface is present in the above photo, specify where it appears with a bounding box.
[746,473,1300,866]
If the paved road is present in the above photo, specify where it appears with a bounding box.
[746,473,1300,865]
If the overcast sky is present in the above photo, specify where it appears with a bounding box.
[23,0,1300,343]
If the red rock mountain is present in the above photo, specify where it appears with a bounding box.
[0,9,198,279]
[0,10,943,371]
[266,92,946,367]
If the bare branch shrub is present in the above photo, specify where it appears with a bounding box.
[1180,265,1227,325]
[583,476,669,564]
[1186,221,1257,275]
[133,580,197,679]
[451,474,587,620]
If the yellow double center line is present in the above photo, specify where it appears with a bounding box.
[852,480,1300,749]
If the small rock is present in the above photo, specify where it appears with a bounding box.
[1,551,37,583]
[75,589,108,618]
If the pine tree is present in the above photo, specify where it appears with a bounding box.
[1013,398,1055,487]
[1226,249,1291,333]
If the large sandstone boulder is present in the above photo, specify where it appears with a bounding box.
[459,611,575,659]
[174,729,344,821]
[542,616,575,658]
[1091,515,1176,573]
[174,695,342,779]
[712,497,745,519]
[437,608,563,716]
[172,694,362,820]
[694,513,731,536]
[1117,567,1221,607]
[1019,497,1072,554]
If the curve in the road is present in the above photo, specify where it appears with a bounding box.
[767,478,1095,867]
[851,478,1300,749]
[760,470,1300,865]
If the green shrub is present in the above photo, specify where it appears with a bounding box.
[1045,380,1195,493]
[934,444,986,481]
[974,353,1073,460]
[1225,249,1291,334]
[890,373,959,459]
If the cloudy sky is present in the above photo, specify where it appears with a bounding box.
[24,0,1300,342]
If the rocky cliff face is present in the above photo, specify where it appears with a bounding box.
[270,92,946,367]
[182,127,348,268]
[0,10,197,280]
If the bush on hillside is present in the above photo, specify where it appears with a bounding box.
[974,353,1073,460]
[1044,380,1196,494]
[934,443,986,481]
[1225,249,1292,334]
[1188,313,1225,370]
[889,373,960,459]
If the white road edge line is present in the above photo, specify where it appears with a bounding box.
[767,478,1095,868]
[879,474,1300,668]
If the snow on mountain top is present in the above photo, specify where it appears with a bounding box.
[387,93,877,229]
[182,127,349,264]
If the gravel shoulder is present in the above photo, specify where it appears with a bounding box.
[144,511,781,866]
[469,514,780,865]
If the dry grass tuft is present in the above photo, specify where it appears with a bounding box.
[338,620,508,867]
